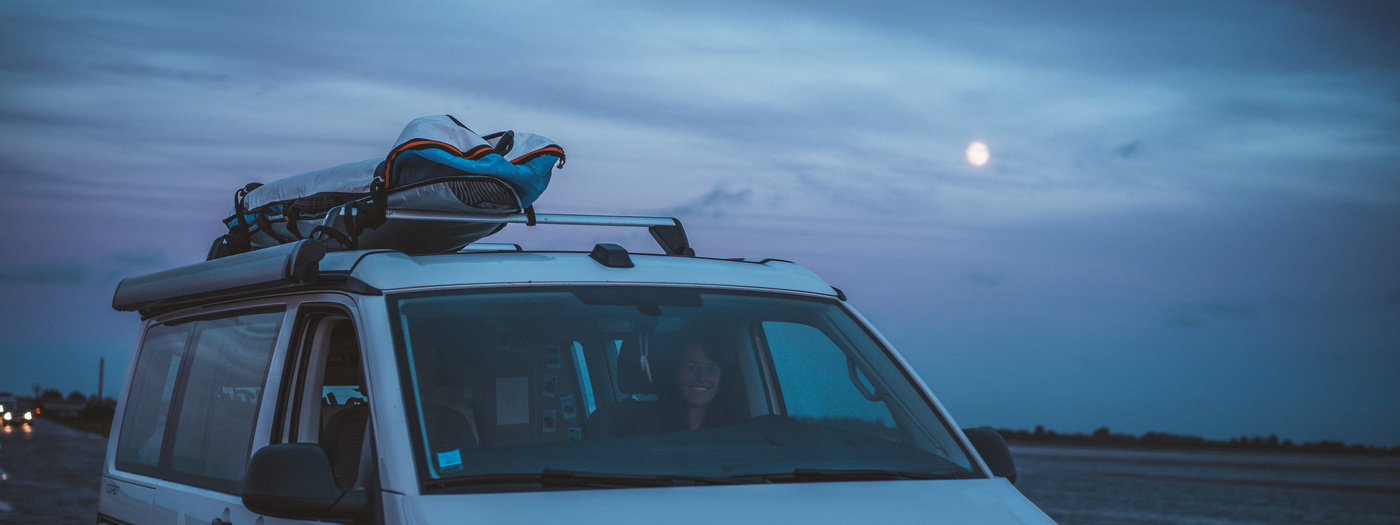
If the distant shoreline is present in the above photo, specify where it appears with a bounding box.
[994,426,1400,457]
[34,403,1400,457]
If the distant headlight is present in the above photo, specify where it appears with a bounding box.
[2,412,10,421]
[23,412,32,421]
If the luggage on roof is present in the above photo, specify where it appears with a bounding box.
[213,115,564,258]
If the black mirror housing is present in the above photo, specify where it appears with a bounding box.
[242,443,366,521]
[962,427,1018,485]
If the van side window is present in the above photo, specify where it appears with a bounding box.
[278,314,369,490]
[317,320,370,490]
[113,309,284,493]
[114,322,194,477]
[166,311,283,491]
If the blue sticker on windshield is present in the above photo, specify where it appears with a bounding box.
[437,449,462,473]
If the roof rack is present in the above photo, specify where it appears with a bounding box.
[385,209,695,256]
[121,211,695,317]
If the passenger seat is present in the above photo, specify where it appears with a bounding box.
[584,338,659,440]
[321,403,370,490]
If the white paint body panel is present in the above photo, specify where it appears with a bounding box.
[330,251,838,297]
[390,479,1052,525]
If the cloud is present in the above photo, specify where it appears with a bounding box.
[89,61,232,86]
[1286,0,1400,67]
[788,171,928,216]
[0,261,90,284]
[1166,300,1259,329]
[1384,289,1400,309]
[1114,140,1143,158]
[663,185,754,218]
[965,270,1007,287]
[105,248,170,269]
[0,249,169,286]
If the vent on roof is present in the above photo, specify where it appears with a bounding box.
[589,243,634,268]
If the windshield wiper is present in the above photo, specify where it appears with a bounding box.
[734,468,964,483]
[541,469,745,488]
[425,472,545,491]
[426,469,744,491]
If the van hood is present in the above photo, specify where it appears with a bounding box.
[392,478,1054,524]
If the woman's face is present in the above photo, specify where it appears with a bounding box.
[677,344,721,408]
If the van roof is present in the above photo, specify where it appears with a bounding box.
[323,249,837,295]
[114,241,840,317]
[114,212,845,316]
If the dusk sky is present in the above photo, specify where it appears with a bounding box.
[2,1,1397,447]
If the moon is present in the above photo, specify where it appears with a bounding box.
[966,141,990,167]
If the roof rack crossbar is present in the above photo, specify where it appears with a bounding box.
[384,210,694,256]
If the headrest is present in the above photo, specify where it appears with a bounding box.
[329,321,358,354]
[615,337,656,395]
[324,321,362,387]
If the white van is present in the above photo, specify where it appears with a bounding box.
[99,213,1054,524]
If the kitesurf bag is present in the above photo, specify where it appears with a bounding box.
[216,115,564,257]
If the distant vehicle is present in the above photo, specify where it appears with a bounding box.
[1,396,35,426]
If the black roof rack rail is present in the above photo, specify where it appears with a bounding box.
[113,240,358,316]
[384,210,695,256]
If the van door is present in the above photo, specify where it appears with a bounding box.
[105,297,380,525]
[275,310,373,492]
[144,308,290,525]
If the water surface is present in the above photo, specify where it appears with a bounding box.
[1012,444,1400,524]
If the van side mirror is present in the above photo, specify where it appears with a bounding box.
[962,427,1018,485]
[242,444,366,521]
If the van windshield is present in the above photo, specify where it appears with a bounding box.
[390,287,977,492]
